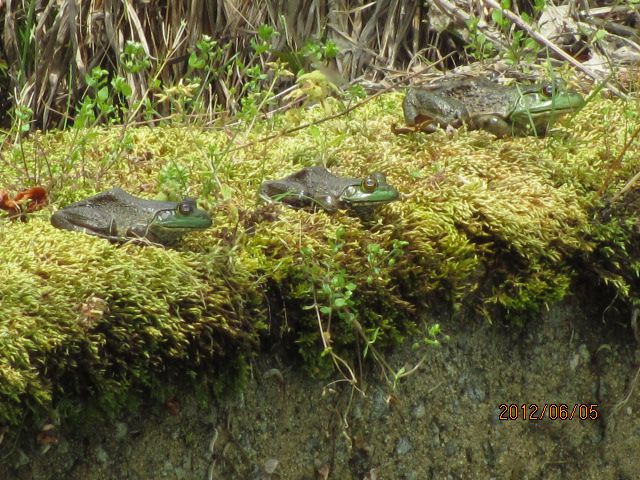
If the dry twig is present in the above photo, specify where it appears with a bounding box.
[482,0,629,99]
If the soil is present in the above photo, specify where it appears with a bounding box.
[1,294,639,480]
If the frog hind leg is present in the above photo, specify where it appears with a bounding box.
[51,210,120,239]
[404,91,467,132]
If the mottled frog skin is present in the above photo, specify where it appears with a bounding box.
[403,77,584,137]
[259,166,399,212]
[51,188,212,245]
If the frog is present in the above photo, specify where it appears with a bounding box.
[50,188,212,245]
[402,77,585,137]
[259,166,399,212]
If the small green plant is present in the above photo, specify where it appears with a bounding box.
[390,322,449,389]
[154,80,201,122]
[491,0,512,31]
[504,30,540,66]
[468,0,541,67]
[186,35,232,120]
[74,42,153,128]
[14,0,37,87]
[10,103,34,181]
[346,84,367,101]
[465,16,497,61]
[84,67,114,124]
[120,41,152,74]
[284,70,342,112]
[235,26,293,124]
[295,244,358,380]
[157,162,190,200]
[188,36,227,78]
[292,228,435,390]
[275,37,340,75]
[520,0,547,23]
[238,64,270,120]
[13,103,33,134]
[75,67,134,127]
[300,38,339,64]
[252,24,278,55]
[365,240,409,285]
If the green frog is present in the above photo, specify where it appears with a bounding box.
[51,188,212,245]
[402,77,585,137]
[259,166,399,212]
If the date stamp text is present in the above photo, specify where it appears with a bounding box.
[498,403,600,421]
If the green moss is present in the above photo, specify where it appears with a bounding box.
[1,92,639,426]
[0,219,258,425]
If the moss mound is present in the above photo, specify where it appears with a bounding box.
[1,92,639,426]
[0,219,257,425]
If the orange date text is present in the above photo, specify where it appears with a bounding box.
[498,403,600,421]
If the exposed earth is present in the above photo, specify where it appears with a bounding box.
[2,294,638,480]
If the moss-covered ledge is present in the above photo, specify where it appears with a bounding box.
[0,221,258,426]
[1,93,639,430]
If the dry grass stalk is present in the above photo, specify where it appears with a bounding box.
[2,1,633,128]
[2,0,446,128]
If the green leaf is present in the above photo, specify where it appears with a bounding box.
[367,243,381,254]
[250,38,269,55]
[111,77,132,98]
[97,86,109,102]
[323,40,339,59]
[333,297,347,308]
[594,29,607,42]
[257,24,276,42]
[189,52,205,70]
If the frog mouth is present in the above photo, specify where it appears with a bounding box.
[524,105,580,116]
[343,190,400,205]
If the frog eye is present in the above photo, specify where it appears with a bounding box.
[177,200,194,215]
[542,84,554,97]
[361,175,378,193]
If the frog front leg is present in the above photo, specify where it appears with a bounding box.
[312,194,341,213]
[470,114,513,138]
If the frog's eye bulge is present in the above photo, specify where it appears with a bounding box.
[361,175,378,192]
[177,199,196,215]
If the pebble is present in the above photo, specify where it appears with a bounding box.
[182,452,192,470]
[444,440,458,456]
[396,436,412,455]
[264,458,279,474]
[94,445,109,464]
[162,460,174,476]
[13,449,30,469]
[57,439,70,454]
[465,386,486,403]
[430,421,441,444]
[371,389,388,418]
[412,404,426,419]
[115,422,128,440]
